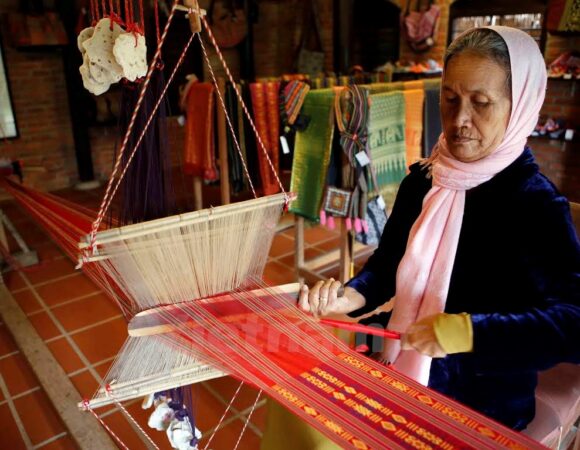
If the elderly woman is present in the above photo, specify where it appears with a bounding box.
[293,25,580,439]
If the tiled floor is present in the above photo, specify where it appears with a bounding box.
[0,186,368,449]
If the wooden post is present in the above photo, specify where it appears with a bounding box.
[0,211,7,251]
[216,77,230,205]
[339,219,353,284]
[193,176,203,210]
[183,0,202,33]
[295,216,305,283]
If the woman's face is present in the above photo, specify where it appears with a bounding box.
[441,51,512,163]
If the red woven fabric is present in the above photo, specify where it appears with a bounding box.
[183,82,218,181]
[135,281,546,450]
[250,82,281,196]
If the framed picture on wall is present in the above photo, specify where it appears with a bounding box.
[0,28,18,139]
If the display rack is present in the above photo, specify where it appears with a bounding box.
[448,0,548,52]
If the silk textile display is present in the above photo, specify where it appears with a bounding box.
[367,91,407,206]
[250,82,281,195]
[403,89,425,167]
[183,82,218,181]
[290,89,336,221]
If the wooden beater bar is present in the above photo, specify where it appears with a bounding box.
[79,193,290,252]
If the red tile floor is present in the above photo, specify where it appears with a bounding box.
[0,186,369,449]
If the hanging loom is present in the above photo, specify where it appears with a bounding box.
[83,193,289,408]
[1,1,548,448]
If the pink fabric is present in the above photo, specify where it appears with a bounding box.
[388,26,548,385]
[524,363,580,445]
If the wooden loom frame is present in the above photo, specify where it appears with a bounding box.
[80,192,289,408]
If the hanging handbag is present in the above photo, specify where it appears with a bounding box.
[207,0,248,49]
[7,0,68,48]
[355,195,387,246]
[401,0,440,53]
[296,0,325,76]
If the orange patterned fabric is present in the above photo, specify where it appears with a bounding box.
[183,82,218,181]
[250,82,281,195]
[403,89,425,168]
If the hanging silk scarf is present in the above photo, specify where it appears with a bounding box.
[280,80,311,171]
[250,81,281,195]
[332,85,371,230]
[422,78,442,157]
[225,83,245,193]
[403,89,425,167]
[365,81,404,95]
[281,80,310,129]
[403,79,424,91]
[183,82,218,181]
[547,0,580,32]
[240,82,261,187]
[367,91,406,208]
[289,89,335,221]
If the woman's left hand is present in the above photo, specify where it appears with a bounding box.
[402,314,447,358]
[402,312,474,357]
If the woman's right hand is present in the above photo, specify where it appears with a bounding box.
[297,279,366,317]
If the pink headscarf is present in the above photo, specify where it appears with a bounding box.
[388,26,547,385]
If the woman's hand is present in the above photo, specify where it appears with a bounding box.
[402,315,447,358]
[402,313,473,357]
[297,279,365,317]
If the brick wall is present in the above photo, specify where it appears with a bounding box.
[530,79,580,203]
[89,116,186,182]
[253,0,334,78]
[0,45,77,194]
[544,34,580,65]
[533,31,580,203]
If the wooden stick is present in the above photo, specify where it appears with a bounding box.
[79,193,290,250]
[83,363,225,409]
[339,218,352,283]
[319,319,401,340]
[295,216,305,283]
[193,176,203,210]
[128,283,301,337]
[180,1,204,33]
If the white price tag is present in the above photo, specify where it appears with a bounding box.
[355,151,370,167]
[280,135,291,155]
[376,195,386,210]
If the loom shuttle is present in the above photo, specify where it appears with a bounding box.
[318,318,401,340]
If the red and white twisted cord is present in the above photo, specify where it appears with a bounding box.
[82,400,130,450]
[202,380,244,450]
[232,390,262,450]
[105,385,160,449]
[200,15,288,201]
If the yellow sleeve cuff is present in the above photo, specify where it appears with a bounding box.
[433,313,473,354]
